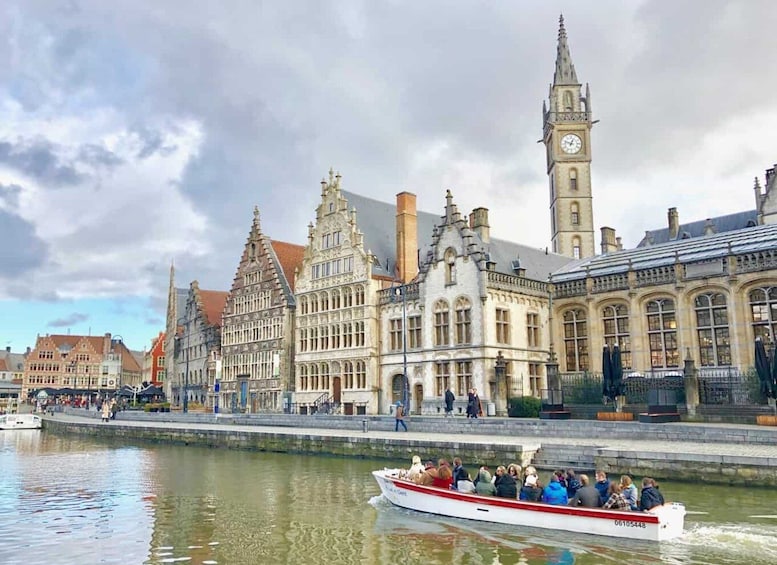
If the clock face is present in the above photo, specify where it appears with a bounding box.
[560,133,582,154]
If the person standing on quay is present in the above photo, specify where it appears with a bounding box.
[444,386,455,417]
[395,401,407,432]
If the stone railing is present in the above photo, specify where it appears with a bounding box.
[544,111,591,124]
[737,250,777,273]
[591,273,629,294]
[553,279,587,298]
[635,266,676,287]
[377,281,420,305]
[486,271,549,294]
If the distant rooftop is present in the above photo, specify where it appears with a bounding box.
[638,210,757,247]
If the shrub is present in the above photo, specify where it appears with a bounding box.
[508,396,541,418]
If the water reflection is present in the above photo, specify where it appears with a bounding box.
[2,431,777,565]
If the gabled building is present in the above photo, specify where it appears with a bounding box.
[220,207,304,413]
[164,263,189,401]
[142,331,166,387]
[172,282,228,410]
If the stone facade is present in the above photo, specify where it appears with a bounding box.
[220,207,304,413]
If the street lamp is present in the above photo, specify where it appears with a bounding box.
[495,350,507,416]
[394,284,409,411]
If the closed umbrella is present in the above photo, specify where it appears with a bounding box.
[755,338,771,397]
[601,345,613,402]
[611,343,624,398]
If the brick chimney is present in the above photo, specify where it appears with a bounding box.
[469,207,490,244]
[600,226,618,254]
[103,333,112,355]
[396,192,418,283]
[668,207,680,240]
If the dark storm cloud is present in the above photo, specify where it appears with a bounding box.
[0,209,49,275]
[47,312,90,327]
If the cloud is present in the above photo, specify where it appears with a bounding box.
[47,312,89,327]
[0,207,48,276]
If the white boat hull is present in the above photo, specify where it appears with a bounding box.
[373,469,685,542]
[0,414,42,430]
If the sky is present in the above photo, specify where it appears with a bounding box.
[1,0,776,353]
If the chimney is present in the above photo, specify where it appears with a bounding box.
[103,333,112,355]
[396,192,418,283]
[668,207,679,240]
[5,346,9,353]
[600,226,618,254]
[469,207,490,244]
[616,236,623,251]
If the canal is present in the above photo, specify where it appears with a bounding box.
[1,430,776,565]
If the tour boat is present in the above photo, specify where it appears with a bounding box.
[0,414,43,430]
[372,469,685,542]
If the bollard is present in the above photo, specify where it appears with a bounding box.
[362,419,368,433]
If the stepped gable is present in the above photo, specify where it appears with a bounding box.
[190,281,228,328]
[270,240,305,293]
[342,189,571,281]
[638,209,757,247]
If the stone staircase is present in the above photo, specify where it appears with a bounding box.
[529,443,599,473]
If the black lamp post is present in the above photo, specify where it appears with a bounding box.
[394,284,409,412]
[495,350,507,416]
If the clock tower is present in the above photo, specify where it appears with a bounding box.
[543,15,595,259]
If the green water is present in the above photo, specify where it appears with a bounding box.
[1,430,775,564]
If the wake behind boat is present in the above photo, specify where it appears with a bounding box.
[372,469,685,542]
[0,413,42,430]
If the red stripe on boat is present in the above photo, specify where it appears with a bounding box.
[388,477,659,524]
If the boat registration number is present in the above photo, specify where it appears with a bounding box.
[614,519,646,528]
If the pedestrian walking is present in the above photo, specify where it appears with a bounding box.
[395,401,408,432]
[444,386,455,417]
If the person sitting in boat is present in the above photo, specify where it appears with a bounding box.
[494,465,517,498]
[602,483,631,511]
[519,474,543,502]
[407,455,425,482]
[415,461,439,486]
[523,465,538,484]
[507,463,522,485]
[567,474,600,507]
[541,474,568,505]
[565,468,581,498]
[433,459,454,489]
[638,477,665,511]
[594,470,611,506]
[474,467,496,496]
[553,469,567,491]
[619,475,639,510]
[452,457,470,489]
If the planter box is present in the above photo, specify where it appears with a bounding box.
[597,412,633,421]
[756,415,777,426]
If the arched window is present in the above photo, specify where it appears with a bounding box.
[310,364,319,390]
[569,168,578,191]
[355,284,365,306]
[310,292,319,313]
[299,365,307,391]
[300,296,308,315]
[343,361,354,389]
[571,202,580,226]
[750,286,777,344]
[602,304,631,369]
[455,297,472,345]
[695,293,730,367]
[563,308,588,371]
[444,248,457,285]
[331,289,340,310]
[321,362,329,391]
[392,373,407,406]
[434,300,450,346]
[646,298,678,368]
[356,360,366,389]
[320,291,329,312]
[572,237,581,259]
[342,287,353,308]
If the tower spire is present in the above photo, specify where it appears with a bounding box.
[554,14,578,85]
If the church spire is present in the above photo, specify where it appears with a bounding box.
[554,14,579,85]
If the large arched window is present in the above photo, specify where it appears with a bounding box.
[563,308,589,371]
[343,361,354,389]
[455,297,472,345]
[320,291,329,312]
[355,284,365,306]
[299,365,308,391]
[695,292,730,367]
[444,248,457,285]
[602,304,631,369]
[750,286,777,343]
[646,298,678,368]
[342,287,353,308]
[434,300,450,346]
[331,289,341,310]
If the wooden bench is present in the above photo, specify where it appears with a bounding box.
[756,415,777,426]
[597,412,633,421]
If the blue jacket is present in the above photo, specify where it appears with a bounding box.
[639,486,665,511]
[542,481,568,505]
[595,479,611,506]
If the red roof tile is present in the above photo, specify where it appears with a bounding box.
[271,240,305,292]
[199,290,229,327]
[0,358,8,371]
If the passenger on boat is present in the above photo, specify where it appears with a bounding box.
[541,474,568,505]
[554,470,568,491]
[638,477,665,511]
[452,457,470,487]
[619,475,639,510]
[494,466,518,498]
[519,474,543,502]
[408,455,425,482]
[507,463,522,486]
[594,470,611,506]
[568,474,600,508]
[524,465,538,483]
[565,468,581,498]
[415,461,438,486]
[433,459,454,489]
[474,468,496,496]
[602,483,631,510]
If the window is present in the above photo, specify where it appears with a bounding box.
[356,360,366,389]
[602,304,632,369]
[571,202,579,226]
[569,168,578,191]
[572,237,581,260]
[529,363,542,397]
[496,308,510,345]
[355,321,365,347]
[695,293,730,367]
[331,289,340,310]
[343,287,353,308]
[455,360,472,396]
[157,357,165,367]
[750,287,777,343]
[331,324,340,349]
[355,285,365,306]
[343,361,354,389]
[407,315,422,349]
[389,319,403,352]
[311,364,319,390]
[563,308,589,371]
[444,248,457,285]
[320,292,329,312]
[434,300,450,346]
[321,363,329,391]
[455,297,472,345]
[527,313,540,348]
[646,298,679,368]
[435,361,450,397]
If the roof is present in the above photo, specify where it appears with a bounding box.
[199,290,229,327]
[270,240,305,292]
[0,351,26,372]
[341,190,571,281]
[0,358,7,372]
[117,342,143,373]
[47,334,106,354]
[552,222,777,283]
[638,210,757,247]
